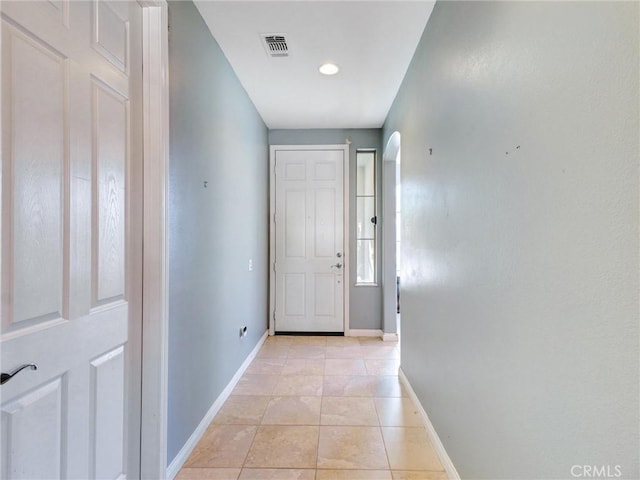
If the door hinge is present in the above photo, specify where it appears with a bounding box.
[272,263,276,273]
[273,213,276,223]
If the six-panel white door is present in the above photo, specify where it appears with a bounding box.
[1,1,142,477]
[274,149,345,333]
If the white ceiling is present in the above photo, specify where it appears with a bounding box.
[193,1,436,129]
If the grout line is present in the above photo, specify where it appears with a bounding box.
[379,423,393,472]
[189,337,411,476]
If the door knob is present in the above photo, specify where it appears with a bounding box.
[1,364,37,385]
[330,263,342,269]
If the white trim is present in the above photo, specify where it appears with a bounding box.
[269,147,276,336]
[269,144,350,335]
[398,368,461,480]
[382,332,398,342]
[347,329,383,338]
[166,331,269,479]
[139,2,170,479]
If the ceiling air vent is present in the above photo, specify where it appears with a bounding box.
[261,34,289,58]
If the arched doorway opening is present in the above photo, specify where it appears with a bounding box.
[382,132,401,343]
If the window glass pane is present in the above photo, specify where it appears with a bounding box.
[356,150,376,284]
[357,239,375,283]
[356,152,375,196]
[357,196,376,239]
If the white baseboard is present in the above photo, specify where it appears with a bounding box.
[347,328,383,337]
[166,330,268,479]
[382,332,398,342]
[398,367,461,480]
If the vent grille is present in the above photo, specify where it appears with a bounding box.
[261,34,289,57]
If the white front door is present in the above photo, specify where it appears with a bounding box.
[273,147,346,333]
[1,1,142,478]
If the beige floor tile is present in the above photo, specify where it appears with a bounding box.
[244,426,319,468]
[257,344,290,359]
[264,336,294,345]
[360,345,400,359]
[232,375,279,396]
[323,376,406,397]
[324,359,367,375]
[320,397,379,426]
[238,469,315,480]
[382,427,444,471]
[325,346,365,359]
[323,376,379,397]
[282,358,325,375]
[375,397,424,427]
[262,396,321,425]
[317,426,389,470]
[324,375,375,397]
[213,396,270,425]
[245,358,285,375]
[291,336,327,346]
[391,471,449,480]
[176,468,241,480]
[316,470,392,479]
[288,345,326,359]
[373,376,408,397]
[184,425,257,468]
[357,337,384,345]
[325,336,360,347]
[273,375,323,396]
[365,359,400,376]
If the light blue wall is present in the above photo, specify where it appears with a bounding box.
[168,0,269,465]
[269,129,383,331]
[383,1,639,478]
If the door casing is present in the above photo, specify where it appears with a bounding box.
[269,144,350,336]
[138,2,170,478]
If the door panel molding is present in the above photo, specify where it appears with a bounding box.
[1,377,65,479]
[269,144,350,335]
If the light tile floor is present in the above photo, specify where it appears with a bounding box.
[177,336,448,480]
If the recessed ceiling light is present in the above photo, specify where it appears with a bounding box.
[319,63,339,75]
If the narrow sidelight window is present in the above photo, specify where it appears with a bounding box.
[356,150,376,284]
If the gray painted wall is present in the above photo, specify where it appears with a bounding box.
[168,1,269,465]
[269,129,383,331]
[383,2,639,479]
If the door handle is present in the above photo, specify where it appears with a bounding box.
[330,263,342,269]
[1,364,37,385]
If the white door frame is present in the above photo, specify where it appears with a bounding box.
[269,145,350,336]
[139,1,170,478]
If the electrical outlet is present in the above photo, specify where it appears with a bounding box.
[248,259,253,271]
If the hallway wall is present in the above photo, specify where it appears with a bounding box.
[269,129,383,331]
[167,1,269,465]
[383,2,639,479]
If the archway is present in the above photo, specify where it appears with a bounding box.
[382,132,401,342]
